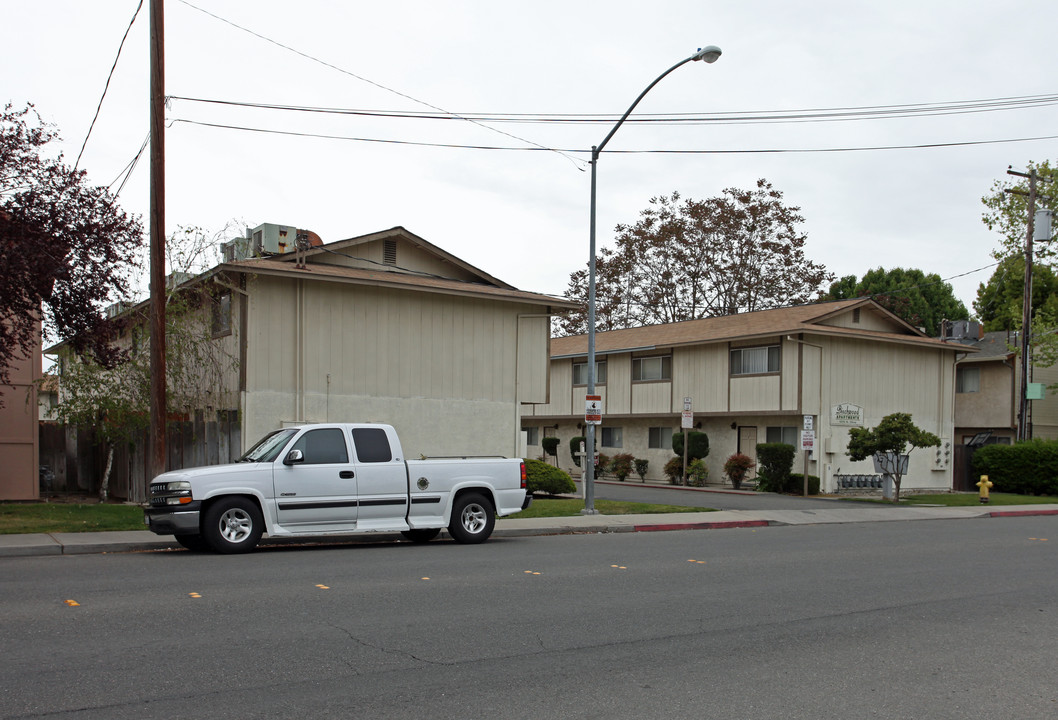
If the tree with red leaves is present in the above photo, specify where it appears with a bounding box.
[0,104,142,405]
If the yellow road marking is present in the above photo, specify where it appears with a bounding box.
[64,599,79,607]
[188,592,202,598]
[316,584,330,589]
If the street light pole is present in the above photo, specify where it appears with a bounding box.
[583,46,722,515]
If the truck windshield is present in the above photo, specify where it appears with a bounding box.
[238,428,299,463]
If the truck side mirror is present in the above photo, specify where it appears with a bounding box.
[284,449,305,466]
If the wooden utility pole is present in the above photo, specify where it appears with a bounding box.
[1005,166,1054,442]
[149,0,166,484]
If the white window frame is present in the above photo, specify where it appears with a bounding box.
[632,355,672,382]
[956,366,980,393]
[730,345,780,376]
[573,360,607,386]
[601,426,623,448]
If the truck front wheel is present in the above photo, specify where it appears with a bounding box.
[203,498,264,554]
[448,493,495,544]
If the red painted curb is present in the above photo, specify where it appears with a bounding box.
[633,520,770,532]
[988,509,1058,518]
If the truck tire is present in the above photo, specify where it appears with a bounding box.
[202,498,264,554]
[175,533,211,552]
[447,493,495,544]
[401,528,441,543]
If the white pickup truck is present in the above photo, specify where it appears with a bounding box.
[143,423,530,553]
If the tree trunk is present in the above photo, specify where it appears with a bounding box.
[99,445,114,502]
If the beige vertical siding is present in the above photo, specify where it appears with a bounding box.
[631,382,672,414]
[243,275,542,456]
[607,354,632,414]
[673,345,728,413]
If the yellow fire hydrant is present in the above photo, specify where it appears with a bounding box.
[976,475,993,504]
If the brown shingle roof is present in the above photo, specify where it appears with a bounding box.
[551,299,970,357]
[224,257,577,309]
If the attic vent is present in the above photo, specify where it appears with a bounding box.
[852,308,861,324]
[383,239,397,266]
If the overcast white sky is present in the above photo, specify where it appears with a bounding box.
[5,0,1057,313]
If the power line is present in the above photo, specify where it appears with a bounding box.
[75,0,144,170]
[174,0,584,170]
[168,92,1058,127]
[170,118,1058,155]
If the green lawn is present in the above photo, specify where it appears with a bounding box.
[0,503,146,534]
[856,492,1058,507]
[907,492,1058,506]
[503,496,713,519]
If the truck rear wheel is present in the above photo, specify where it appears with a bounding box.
[447,493,495,544]
[203,498,263,554]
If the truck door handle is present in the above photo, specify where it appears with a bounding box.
[339,471,355,479]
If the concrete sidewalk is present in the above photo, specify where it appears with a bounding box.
[2,503,1057,558]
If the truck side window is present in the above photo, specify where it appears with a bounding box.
[290,428,349,464]
[351,427,393,463]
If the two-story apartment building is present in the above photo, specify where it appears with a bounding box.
[947,323,1058,444]
[523,299,967,493]
[49,224,575,500]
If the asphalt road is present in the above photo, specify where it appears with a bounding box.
[2,517,1056,719]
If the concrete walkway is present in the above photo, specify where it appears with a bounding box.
[3,502,1057,558]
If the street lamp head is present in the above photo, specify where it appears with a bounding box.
[692,45,723,63]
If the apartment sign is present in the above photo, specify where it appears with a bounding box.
[831,403,864,427]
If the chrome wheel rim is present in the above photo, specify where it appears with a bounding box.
[219,508,253,543]
[460,503,487,534]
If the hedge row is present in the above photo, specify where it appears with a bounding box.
[972,440,1058,496]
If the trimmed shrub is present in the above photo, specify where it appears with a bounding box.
[541,436,560,458]
[597,453,611,475]
[663,456,684,484]
[671,430,710,461]
[756,442,796,493]
[611,453,635,481]
[522,458,576,496]
[634,458,649,481]
[787,473,821,495]
[723,453,756,489]
[973,440,1058,496]
[686,458,709,487]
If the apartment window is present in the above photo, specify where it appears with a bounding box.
[632,355,672,382]
[525,427,540,445]
[601,427,623,448]
[730,345,780,375]
[648,426,674,450]
[573,360,607,385]
[956,366,980,393]
[766,426,798,446]
[211,292,232,337]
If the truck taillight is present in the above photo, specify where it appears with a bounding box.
[520,461,527,489]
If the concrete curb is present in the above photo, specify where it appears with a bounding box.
[2,505,1056,558]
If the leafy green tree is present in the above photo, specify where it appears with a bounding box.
[823,267,969,337]
[981,159,1057,262]
[846,413,940,503]
[974,255,1058,332]
[557,179,833,335]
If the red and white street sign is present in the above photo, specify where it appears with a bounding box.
[585,395,602,425]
